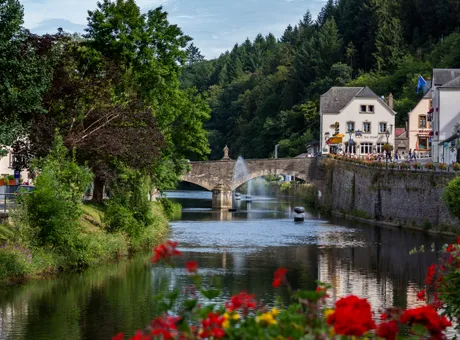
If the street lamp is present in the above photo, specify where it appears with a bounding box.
[275,144,279,159]
[347,129,354,155]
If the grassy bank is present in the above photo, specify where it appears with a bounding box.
[0,201,172,285]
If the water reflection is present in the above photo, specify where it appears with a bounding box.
[0,190,455,340]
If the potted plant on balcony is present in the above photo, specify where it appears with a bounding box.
[424,162,435,170]
[400,162,410,170]
[437,163,449,172]
[412,162,423,171]
[7,175,16,186]
[0,176,5,186]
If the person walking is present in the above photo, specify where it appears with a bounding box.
[408,149,412,161]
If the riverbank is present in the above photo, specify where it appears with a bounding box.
[0,200,177,285]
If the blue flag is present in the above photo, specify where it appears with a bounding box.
[416,75,427,94]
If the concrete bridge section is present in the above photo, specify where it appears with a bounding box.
[181,156,317,210]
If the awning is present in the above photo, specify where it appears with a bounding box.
[328,137,343,144]
[335,134,345,138]
[440,134,459,144]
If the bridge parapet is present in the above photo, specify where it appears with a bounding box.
[181,157,317,209]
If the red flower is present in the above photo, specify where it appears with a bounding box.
[416,290,426,301]
[199,312,225,339]
[152,241,182,263]
[112,333,124,340]
[225,292,257,312]
[316,286,330,299]
[446,244,455,253]
[186,261,198,273]
[425,264,437,285]
[380,313,388,321]
[129,331,150,340]
[151,315,179,340]
[457,236,460,244]
[327,295,376,336]
[376,321,398,340]
[400,305,452,339]
[272,268,288,288]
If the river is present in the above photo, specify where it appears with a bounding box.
[0,190,453,339]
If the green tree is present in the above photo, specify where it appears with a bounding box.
[0,0,55,156]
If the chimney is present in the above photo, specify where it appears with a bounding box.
[388,93,394,109]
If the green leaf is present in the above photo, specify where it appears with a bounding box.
[200,288,221,300]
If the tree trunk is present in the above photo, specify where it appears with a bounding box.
[92,176,105,203]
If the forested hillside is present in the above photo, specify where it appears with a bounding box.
[182,0,460,159]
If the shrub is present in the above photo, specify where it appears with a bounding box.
[22,134,93,264]
[453,162,460,172]
[280,181,291,192]
[412,162,422,170]
[389,162,398,169]
[425,162,435,170]
[442,176,460,220]
[0,244,32,282]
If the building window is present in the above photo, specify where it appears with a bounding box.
[360,105,367,112]
[376,143,385,153]
[379,122,387,133]
[360,143,373,154]
[419,115,427,128]
[363,122,371,133]
[368,105,374,112]
[347,121,355,132]
[418,137,429,150]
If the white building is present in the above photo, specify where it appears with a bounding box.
[431,69,460,164]
[320,87,396,156]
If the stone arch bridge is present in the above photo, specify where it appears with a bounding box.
[181,156,318,209]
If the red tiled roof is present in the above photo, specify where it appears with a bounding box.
[395,128,406,137]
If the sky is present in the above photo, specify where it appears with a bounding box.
[22,0,327,59]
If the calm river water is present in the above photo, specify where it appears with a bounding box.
[0,190,453,339]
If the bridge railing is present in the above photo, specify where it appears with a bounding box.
[0,193,17,214]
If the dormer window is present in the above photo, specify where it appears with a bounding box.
[360,105,374,113]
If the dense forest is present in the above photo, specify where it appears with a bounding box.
[182,0,460,159]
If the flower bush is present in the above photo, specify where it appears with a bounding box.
[437,163,449,171]
[400,162,410,170]
[383,144,393,152]
[412,162,423,170]
[388,162,398,169]
[425,162,435,170]
[453,162,460,172]
[112,241,455,340]
[416,236,460,334]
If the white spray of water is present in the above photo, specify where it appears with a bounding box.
[232,156,252,196]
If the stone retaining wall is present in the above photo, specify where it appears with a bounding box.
[317,160,458,231]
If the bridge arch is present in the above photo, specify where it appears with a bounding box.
[180,176,214,191]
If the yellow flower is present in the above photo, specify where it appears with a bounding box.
[222,320,230,329]
[324,309,335,319]
[256,312,277,325]
[223,312,240,328]
[271,307,280,316]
